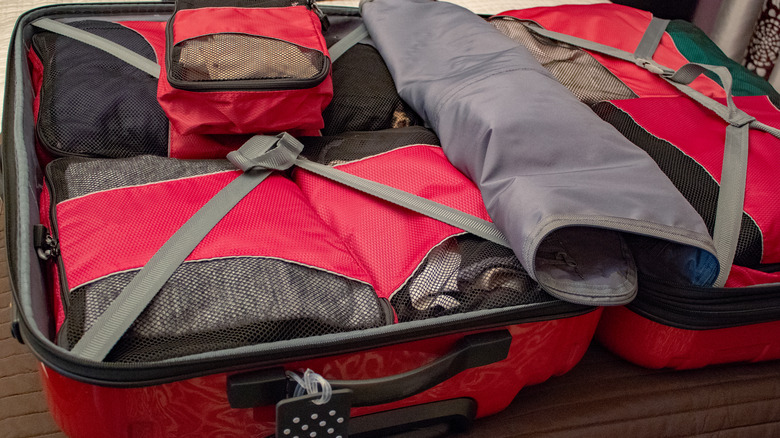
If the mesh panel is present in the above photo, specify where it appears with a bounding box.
[322,44,425,135]
[47,155,235,203]
[391,235,555,322]
[594,102,764,267]
[491,18,637,105]
[64,257,386,362]
[32,21,169,158]
[300,126,440,165]
[170,35,326,82]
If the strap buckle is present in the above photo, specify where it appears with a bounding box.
[634,58,671,76]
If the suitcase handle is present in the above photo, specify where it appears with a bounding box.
[227,329,512,408]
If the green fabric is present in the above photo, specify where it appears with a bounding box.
[666,20,780,105]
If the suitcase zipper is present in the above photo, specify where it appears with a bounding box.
[629,275,780,330]
[165,1,331,92]
[41,167,74,347]
[24,300,593,387]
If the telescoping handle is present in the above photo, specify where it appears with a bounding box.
[226,329,512,409]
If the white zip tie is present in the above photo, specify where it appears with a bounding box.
[287,369,333,405]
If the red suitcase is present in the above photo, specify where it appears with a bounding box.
[4,3,601,437]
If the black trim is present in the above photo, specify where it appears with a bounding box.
[629,274,780,330]
[43,165,72,348]
[19,302,593,388]
[227,330,511,408]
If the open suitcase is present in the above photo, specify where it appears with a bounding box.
[4,2,603,437]
[2,1,778,438]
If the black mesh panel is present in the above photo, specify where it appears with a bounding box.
[170,35,326,82]
[47,155,234,204]
[594,102,764,267]
[63,257,387,362]
[491,17,637,105]
[391,235,555,322]
[32,21,168,158]
[300,126,440,165]
[322,44,424,135]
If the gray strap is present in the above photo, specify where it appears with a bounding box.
[71,134,302,361]
[633,17,670,61]
[293,157,511,248]
[31,18,160,78]
[328,23,370,63]
[712,124,750,286]
[525,23,673,75]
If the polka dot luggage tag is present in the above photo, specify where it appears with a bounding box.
[277,370,352,438]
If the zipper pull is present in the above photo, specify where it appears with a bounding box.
[308,0,330,32]
[33,224,59,260]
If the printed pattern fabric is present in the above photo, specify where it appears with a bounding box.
[745,0,780,79]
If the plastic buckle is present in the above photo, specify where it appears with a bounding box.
[635,58,666,76]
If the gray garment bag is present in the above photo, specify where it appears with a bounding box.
[361,0,719,305]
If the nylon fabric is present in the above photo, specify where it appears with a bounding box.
[598,95,780,270]
[294,144,496,299]
[362,0,718,305]
[494,4,726,99]
[160,5,332,136]
[711,124,750,287]
[664,20,780,103]
[31,20,168,159]
[54,169,370,293]
[633,17,670,62]
[492,7,769,286]
[323,23,369,63]
[32,18,160,78]
[490,17,637,104]
[171,6,326,52]
[66,257,385,362]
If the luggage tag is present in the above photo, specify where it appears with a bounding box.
[277,369,352,438]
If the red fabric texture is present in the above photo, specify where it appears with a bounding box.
[120,20,326,158]
[55,172,371,292]
[158,6,332,136]
[496,4,725,99]
[171,6,326,52]
[610,95,780,272]
[51,145,491,326]
[294,146,492,299]
[27,46,58,168]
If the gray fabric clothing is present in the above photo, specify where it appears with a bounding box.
[361,0,718,305]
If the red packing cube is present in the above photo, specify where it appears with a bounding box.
[159,0,333,136]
